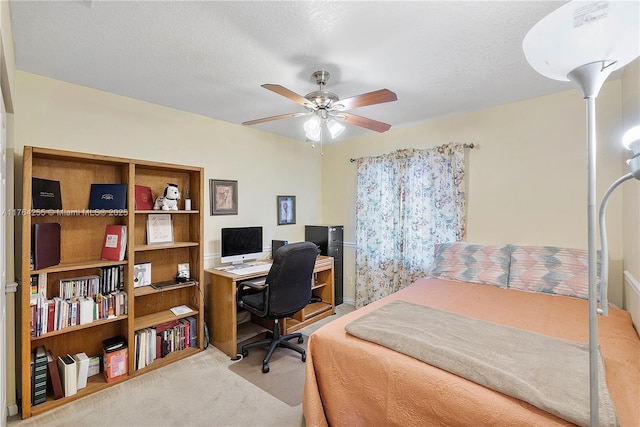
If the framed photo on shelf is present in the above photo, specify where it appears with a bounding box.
[133,262,152,288]
[146,213,173,244]
[277,195,296,225]
[210,179,238,215]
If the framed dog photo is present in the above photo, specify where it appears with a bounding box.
[210,179,238,215]
[277,195,296,225]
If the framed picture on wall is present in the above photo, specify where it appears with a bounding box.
[277,195,296,225]
[210,179,238,215]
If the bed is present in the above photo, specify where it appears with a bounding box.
[302,243,640,427]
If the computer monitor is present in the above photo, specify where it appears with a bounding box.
[220,226,263,265]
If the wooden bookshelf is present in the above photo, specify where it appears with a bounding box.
[20,147,204,419]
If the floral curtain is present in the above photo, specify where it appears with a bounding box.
[354,143,467,308]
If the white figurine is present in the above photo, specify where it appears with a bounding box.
[154,183,181,211]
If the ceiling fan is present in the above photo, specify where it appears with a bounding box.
[242,70,398,141]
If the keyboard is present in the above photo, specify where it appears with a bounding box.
[230,263,272,276]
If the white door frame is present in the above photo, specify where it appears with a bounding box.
[1,84,7,425]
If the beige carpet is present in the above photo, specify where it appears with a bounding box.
[229,334,309,406]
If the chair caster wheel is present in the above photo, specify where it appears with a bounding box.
[301,352,306,362]
[298,336,304,344]
[262,364,270,373]
[242,349,248,357]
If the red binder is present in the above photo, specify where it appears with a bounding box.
[101,225,127,261]
[46,349,64,400]
[134,185,154,210]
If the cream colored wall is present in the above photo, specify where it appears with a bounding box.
[321,81,626,307]
[621,59,640,298]
[14,72,323,260]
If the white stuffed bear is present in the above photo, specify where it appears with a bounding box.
[154,183,181,211]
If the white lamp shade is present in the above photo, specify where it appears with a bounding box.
[327,119,345,139]
[623,125,640,155]
[523,1,640,81]
[305,129,321,141]
[304,115,322,141]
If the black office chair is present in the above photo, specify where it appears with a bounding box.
[236,241,318,373]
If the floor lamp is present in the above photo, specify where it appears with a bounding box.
[522,1,639,426]
[600,125,640,316]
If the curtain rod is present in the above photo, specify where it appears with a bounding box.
[349,143,476,163]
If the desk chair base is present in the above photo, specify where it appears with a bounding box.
[241,319,305,373]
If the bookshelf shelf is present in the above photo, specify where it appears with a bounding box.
[30,259,128,274]
[134,307,199,331]
[311,282,327,291]
[30,314,129,341]
[20,147,204,419]
[29,372,127,417]
[133,281,198,297]
[135,210,199,214]
[132,346,200,375]
[134,241,199,251]
[28,208,130,217]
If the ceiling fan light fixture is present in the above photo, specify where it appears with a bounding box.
[244,70,398,139]
[305,130,321,142]
[327,119,345,139]
[304,115,322,134]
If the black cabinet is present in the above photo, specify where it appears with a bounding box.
[305,225,344,305]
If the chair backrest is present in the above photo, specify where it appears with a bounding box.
[264,241,318,319]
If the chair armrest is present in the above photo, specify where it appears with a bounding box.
[236,279,270,317]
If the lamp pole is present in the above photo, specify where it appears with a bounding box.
[566,60,614,426]
[523,2,639,424]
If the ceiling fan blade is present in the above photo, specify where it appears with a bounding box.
[242,112,307,126]
[333,89,397,111]
[334,112,392,133]
[262,84,315,109]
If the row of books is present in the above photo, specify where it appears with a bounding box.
[30,292,128,337]
[58,267,122,300]
[31,266,124,302]
[31,345,98,405]
[134,317,196,371]
[98,265,125,293]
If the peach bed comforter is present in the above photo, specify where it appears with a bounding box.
[302,278,640,427]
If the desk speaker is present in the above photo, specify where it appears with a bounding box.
[272,240,288,258]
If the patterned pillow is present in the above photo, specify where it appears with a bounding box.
[508,245,594,299]
[428,242,511,288]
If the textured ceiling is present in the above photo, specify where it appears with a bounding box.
[9,0,581,143]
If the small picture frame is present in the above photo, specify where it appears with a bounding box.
[210,179,238,215]
[277,195,296,225]
[146,213,174,244]
[133,262,152,288]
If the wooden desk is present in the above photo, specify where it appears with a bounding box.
[205,256,335,358]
